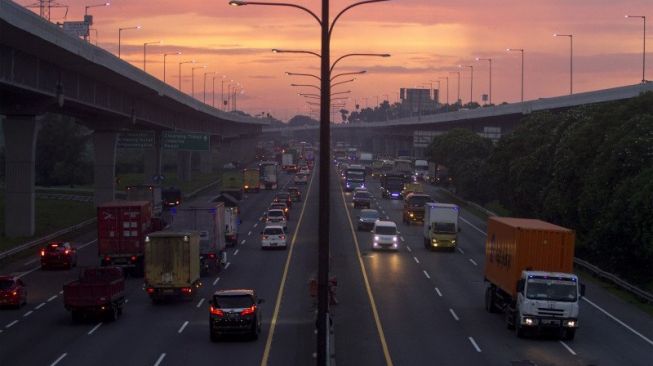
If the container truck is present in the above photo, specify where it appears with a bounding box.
[144,231,202,303]
[221,168,243,201]
[423,203,459,250]
[484,217,584,340]
[243,168,260,193]
[259,161,279,190]
[63,267,125,322]
[282,153,294,171]
[97,201,153,276]
[170,203,227,275]
[214,193,240,247]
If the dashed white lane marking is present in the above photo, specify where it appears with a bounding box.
[423,270,431,279]
[47,295,57,302]
[50,353,67,366]
[35,302,46,310]
[88,322,103,335]
[196,298,205,308]
[559,341,577,355]
[213,277,221,286]
[413,257,420,264]
[178,320,189,334]
[457,247,465,254]
[400,236,405,242]
[5,320,18,328]
[24,258,39,265]
[240,240,246,245]
[582,297,653,346]
[77,239,98,250]
[406,246,412,253]
[59,290,63,295]
[449,308,460,321]
[23,311,33,317]
[254,223,258,228]
[435,287,443,297]
[469,259,478,266]
[468,337,482,352]
[233,249,239,256]
[248,231,252,236]
[225,262,231,269]
[16,266,41,279]
[154,353,166,366]
[460,217,486,235]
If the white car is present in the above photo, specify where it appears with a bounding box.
[260,225,287,249]
[299,168,310,175]
[294,173,308,185]
[266,209,288,230]
[371,220,399,251]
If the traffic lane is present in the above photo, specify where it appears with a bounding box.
[331,171,389,366]
[266,165,319,366]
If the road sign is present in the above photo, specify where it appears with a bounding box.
[62,21,89,38]
[162,132,210,151]
[117,131,155,149]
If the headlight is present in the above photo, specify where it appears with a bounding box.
[409,213,414,217]
[564,320,577,328]
[523,317,535,326]
[393,236,397,242]
[374,236,380,241]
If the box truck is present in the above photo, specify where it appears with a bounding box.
[423,203,459,250]
[243,168,260,193]
[484,217,584,340]
[221,168,243,201]
[259,161,278,190]
[63,267,125,322]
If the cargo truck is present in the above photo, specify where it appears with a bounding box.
[63,267,125,322]
[259,161,278,190]
[221,168,243,201]
[394,159,413,176]
[413,160,428,181]
[282,153,294,172]
[170,203,227,275]
[381,173,406,199]
[344,165,366,191]
[423,203,459,250]
[144,231,202,302]
[213,193,240,247]
[484,217,584,340]
[243,168,260,193]
[97,201,153,276]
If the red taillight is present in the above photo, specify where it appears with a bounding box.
[210,306,224,317]
[11,290,18,297]
[262,235,268,240]
[175,200,180,204]
[130,256,137,262]
[208,253,216,259]
[104,256,111,262]
[40,249,45,257]
[181,287,192,294]
[64,249,71,255]
[146,287,155,294]
[241,305,256,316]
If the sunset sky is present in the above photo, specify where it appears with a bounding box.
[18,0,651,121]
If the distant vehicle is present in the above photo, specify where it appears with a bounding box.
[357,209,380,231]
[282,153,294,171]
[294,172,308,185]
[63,267,125,322]
[402,193,434,224]
[162,187,182,207]
[298,167,310,175]
[381,173,406,199]
[265,209,287,230]
[423,203,459,250]
[287,187,302,202]
[352,190,372,209]
[269,202,290,220]
[260,225,287,249]
[209,289,264,341]
[484,217,584,340]
[402,182,423,197]
[345,165,366,191]
[394,159,413,176]
[40,241,77,269]
[413,160,429,181]
[221,168,244,201]
[371,220,399,251]
[259,161,279,190]
[0,276,27,308]
[243,169,260,193]
[274,192,293,208]
[144,231,202,302]
[126,185,163,217]
[213,194,240,247]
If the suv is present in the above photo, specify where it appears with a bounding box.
[260,225,287,249]
[209,289,264,341]
[269,202,290,220]
[274,192,292,208]
[371,221,399,251]
[287,187,302,202]
[352,191,372,209]
[265,209,287,230]
[294,172,308,185]
[41,241,77,269]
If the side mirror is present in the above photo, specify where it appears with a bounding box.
[580,283,586,297]
[258,298,265,304]
[517,279,525,293]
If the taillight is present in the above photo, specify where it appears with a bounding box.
[11,290,18,297]
[210,306,224,317]
[64,249,70,255]
[208,253,216,259]
[181,287,192,294]
[280,235,286,240]
[130,256,137,262]
[241,305,256,316]
[146,287,155,294]
[40,249,45,256]
[104,256,111,262]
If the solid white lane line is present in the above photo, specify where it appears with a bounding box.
[582,297,653,346]
[77,239,98,250]
[248,231,252,236]
[59,290,63,295]
[50,353,67,366]
[6,320,18,328]
[406,246,412,253]
[224,262,231,269]
[178,321,189,334]
[240,240,246,245]
[423,270,431,279]
[559,341,577,355]
[468,337,482,352]
[196,298,205,308]
[213,277,220,286]
[23,311,33,317]
[469,259,478,266]
[413,257,420,264]
[234,249,239,256]
[35,302,46,310]
[88,322,103,335]
[24,258,39,265]
[449,308,460,321]
[16,266,41,279]
[457,247,465,254]
[154,353,166,366]
[460,217,486,235]
[435,287,443,297]
[47,295,57,302]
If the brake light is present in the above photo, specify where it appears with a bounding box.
[280,235,286,240]
[40,249,45,256]
[208,253,216,259]
[130,256,137,262]
[146,287,155,294]
[181,287,192,294]
[64,249,71,255]
[104,256,111,262]
[11,290,18,297]
[241,305,256,316]
[210,306,224,317]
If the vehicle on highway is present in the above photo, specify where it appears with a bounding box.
[265,209,287,230]
[402,193,434,225]
[413,159,429,181]
[423,203,459,250]
[144,231,202,303]
[287,186,302,202]
[381,172,406,199]
[357,209,380,231]
[0,276,27,308]
[484,217,584,340]
[162,187,182,207]
[352,190,373,209]
[298,167,310,175]
[214,194,240,247]
[63,266,125,322]
[274,192,293,208]
[294,172,309,185]
[221,168,244,201]
[371,220,399,251]
[259,161,279,190]
[402,182,423,196]
[40,241,77,269]
[243,168,260,193]
[345,165,366,191]
[260,225,287,249]
[126,184,163,218]
[269,202,290,220]
[209,289,264,341]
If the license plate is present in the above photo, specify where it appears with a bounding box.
[163,289,175,294]
[270,243,277,246]
[543,319,560,326]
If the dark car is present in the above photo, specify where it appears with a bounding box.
[209,289,264,341]
[352,191,373,209]
[357,209,380,231]
[162,187,182,207]
[41,241,77,269]
[287,187,302,202]
[0,276,27,308]
[274,192,292,208]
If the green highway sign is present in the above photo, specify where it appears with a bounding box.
[117,131,154,149]
[162,131,210,151]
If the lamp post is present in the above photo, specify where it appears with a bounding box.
[507,48,524,102]
[222,78,230,110]
[212,75,222,108]
[118,25,140,59]
[459,65,473,104]
[178,60,194,91]
[84,2,109,41]
[625,15,647,83]
[163,51,181,84]
[204,72,215,104]
[553,34,573,94]
[191,66,206,99]
[439,76,449,105]
[475,57,492,104]
[429,79,441,103]
[449,71,460,104]
[85,2,109,16]
[143,41,161,71]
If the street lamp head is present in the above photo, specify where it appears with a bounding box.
[229,0,246,6]
[272,49,279,53]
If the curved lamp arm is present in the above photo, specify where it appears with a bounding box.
[229,1,322,25]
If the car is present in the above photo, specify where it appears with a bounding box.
[371,221,399,251]
[286,164,298,174]
[260,225,287,249]
[357,209,380,231]
[293,173,308,185]
[265,209,288,230]
[352,191,373,209]
[287,187,302,202]
[269,202,290,220]
[298,167,310,175]
[0,276,27,308]
[40,241,77,269]
[209,289,264,341]
[274,192,293,208]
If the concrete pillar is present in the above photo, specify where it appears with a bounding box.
[93,131,118,206]
[177,150,192,181]
[199,150,213,174]
[3,115,39,237]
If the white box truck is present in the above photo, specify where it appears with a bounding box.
[423,203,459,250]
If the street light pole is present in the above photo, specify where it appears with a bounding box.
[163,52,181,84]
[626,15,647,83]
[178,60,194,91]
[191,66,206,99]
[554,34,573,94]
[439,76,449,105]
[143,41,161,71]
[459,65,473,104]
[84,2,110,41]
[449,71,460,104]
[118,25,140,59]
[203,72,215,104]
[507,48,524,102]
[476,58,492,104]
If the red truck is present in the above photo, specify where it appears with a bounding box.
[97,201,154,276]
[63,267,125,322]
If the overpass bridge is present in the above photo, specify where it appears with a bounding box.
[0,0,268,236]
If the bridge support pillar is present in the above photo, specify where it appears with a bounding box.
[143,131,162,184]
[2,115,39,237]
[93,131,118,206]
[177,151,192,182]
[198,150,213,174]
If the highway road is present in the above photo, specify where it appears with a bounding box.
[1,160,652,366]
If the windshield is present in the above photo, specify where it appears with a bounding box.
[432,222,456,233]
[268,211,284,218]
[263,228,284,235]
[354,192,371,199]
[375,226,397,235]
[0,280,14,290]
[360,211,379,219]
[526,279,578,302]
[214,294,254,309]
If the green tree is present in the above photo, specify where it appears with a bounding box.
[36,116,92,186]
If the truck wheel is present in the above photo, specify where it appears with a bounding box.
[485,287,497,313]
[562,329,576,341]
